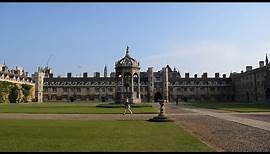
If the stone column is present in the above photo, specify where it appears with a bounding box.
[121,73,124,101]
[131,73,134,103]
[162,67,169,102]
[138,72,141,103]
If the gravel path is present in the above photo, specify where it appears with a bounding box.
[164,103,270,152]
[164,104,195,114]
[170,114,270,152]
[235,114,270,123]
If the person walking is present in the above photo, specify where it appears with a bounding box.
[123,96,133,115]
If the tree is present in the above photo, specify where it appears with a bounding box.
[0,81,12,103]
[21,84,33,102]
[8,85,20,103]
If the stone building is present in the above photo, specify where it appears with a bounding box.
[37,47,270,103]
[0,63,34,86]
[230,55,270,103]
[0,63,35,102]
[40,47,232,103]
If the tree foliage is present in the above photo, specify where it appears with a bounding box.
[9,85,20,103]
[0,81,33,103]
[22,84,33,102]
[0,81,12,103]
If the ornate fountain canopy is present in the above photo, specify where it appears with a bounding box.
[115,46,140,68]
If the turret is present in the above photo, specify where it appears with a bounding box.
[266,53,269,65]
[34,67,45,103]
[147,67,154,102]
[104,65,107,78]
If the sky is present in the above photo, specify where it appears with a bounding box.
[1,3,270,77]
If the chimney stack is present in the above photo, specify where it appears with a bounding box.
[246,66,252,72]
[67,72,72,78]
[222,74,226,78]
[83,72,88,78]
[259,61,264,68]
[202,72,207,79]
[185,73,189,78]
[215,73,220,78]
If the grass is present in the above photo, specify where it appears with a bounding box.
[185,101,270,112]
[0,119,213,152]
[0,102,157,114]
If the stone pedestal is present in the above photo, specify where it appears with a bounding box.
[148,100,173,122]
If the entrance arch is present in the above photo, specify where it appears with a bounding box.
[246,92,250,102]
[154,92,163,102]
[266,88,270,99]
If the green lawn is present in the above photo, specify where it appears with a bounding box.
[0,119,213,152]
[0,102,157,114]
[186,101,270,112]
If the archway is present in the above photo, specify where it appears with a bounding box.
[266,88,270,99]
[154,92,163,102]
[70,96,75,102]
[123,72,132,95]
[133,73,139,98]
[246,92,250,102]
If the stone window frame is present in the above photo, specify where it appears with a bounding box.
[52,87,57,92]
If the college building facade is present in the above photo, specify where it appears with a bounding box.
[33,47,270,103]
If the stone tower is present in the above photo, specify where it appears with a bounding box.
[162,67,169,102]
[147,67,154,102]
[266,53,269,65]
[115,46,141,104]
[104,65,107,78]
[34,67,45,103]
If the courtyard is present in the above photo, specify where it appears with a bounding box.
[0,102,269,152]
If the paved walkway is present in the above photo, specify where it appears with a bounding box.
[172,106,270,131]
[164,103,270,152]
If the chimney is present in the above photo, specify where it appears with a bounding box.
[215,73,220,78]
[246,66,252,72]
[83,72,88,78]
[49,73,53,78]
[259,61,264,68]
[222,74,226,78]
[94,72,100,78]
[202,72,207,79]
[67,72,72,78]
[185,73,189,78]
[194,74,197,78]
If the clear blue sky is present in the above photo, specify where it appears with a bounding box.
[1,3,270,77]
